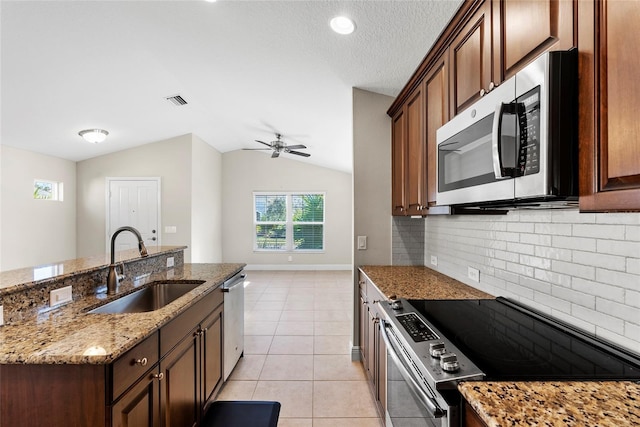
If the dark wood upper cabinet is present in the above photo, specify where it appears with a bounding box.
[392,109,407,215]
[405,85,427,215]
[449,0,493,117]
[578,0,640,211]
[495,0,575,81]
[425,57,449,206]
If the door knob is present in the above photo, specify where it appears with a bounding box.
[151,237,157,241]
[152,229,156,234]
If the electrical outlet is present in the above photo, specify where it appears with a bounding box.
[357,236,367,250]
[166,257,175,268]
[468,267,480,283]
[0,305,4,326]
[50,285,73,307]
[288,255,293,262]
[430,255,438,266]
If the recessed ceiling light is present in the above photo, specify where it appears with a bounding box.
[330,16,356,35]
[78,129,109,144]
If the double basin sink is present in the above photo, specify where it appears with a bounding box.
[88,280,205,314]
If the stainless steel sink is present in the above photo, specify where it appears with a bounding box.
[88,280,205,314]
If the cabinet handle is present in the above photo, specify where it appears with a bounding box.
[479,88,486,97]
[152,372,164,381]
[488,81,495,92]
[203,328,208,333]
[134,357,148,367]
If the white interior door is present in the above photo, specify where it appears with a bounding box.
[107,178,161,256]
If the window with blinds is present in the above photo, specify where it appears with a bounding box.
[254,192,325,251]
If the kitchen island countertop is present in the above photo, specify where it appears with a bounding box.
[359,265,493,300]
[0,263,244,365]
[459,381,640,426]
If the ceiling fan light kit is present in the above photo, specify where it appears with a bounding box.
[244,133,310,158]
[330,16,356,35]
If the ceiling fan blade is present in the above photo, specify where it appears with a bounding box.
[271,151,280,158]
[242,148,271,150]
[255,140,272,148]
[286,144,307,150]
[287,150,311,157]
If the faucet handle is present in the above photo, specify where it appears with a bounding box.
[116,262,125,282]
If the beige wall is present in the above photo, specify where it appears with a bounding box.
[1,145,77,270]
[76,134,193,260]
[221,150,352,268]
[353,88,393,267]
[191,135,222,263]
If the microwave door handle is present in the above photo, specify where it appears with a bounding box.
[492,102,509,179]
[379,319,446,418]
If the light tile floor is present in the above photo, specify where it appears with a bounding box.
[216,270,382,427]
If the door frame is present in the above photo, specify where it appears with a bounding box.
[105,177,162,254]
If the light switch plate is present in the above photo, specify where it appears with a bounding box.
[166,257,175,268]
[468,267,480,283]
[164,226,177,234]
[430,255,438,266]
[357,236,367,250]
[0,305,4,326]
[50,285,73,307]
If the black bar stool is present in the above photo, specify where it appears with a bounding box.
[202,401,281,427]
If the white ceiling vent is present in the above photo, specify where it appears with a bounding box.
[165,94,188,106]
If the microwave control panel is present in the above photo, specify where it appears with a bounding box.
[517,86,541,176]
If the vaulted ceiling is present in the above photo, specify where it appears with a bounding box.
[1,0,461,173]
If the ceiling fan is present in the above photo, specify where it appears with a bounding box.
[243,133,310,158]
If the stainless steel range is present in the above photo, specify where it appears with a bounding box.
[377,297,640,427]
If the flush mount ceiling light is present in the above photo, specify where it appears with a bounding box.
[78,129,109,144]
[330,16,356,35]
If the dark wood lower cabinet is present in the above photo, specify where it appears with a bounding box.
[0,287,225,427]
[464,401,488,427]
[112,371,160,427]
[161,334,199,427]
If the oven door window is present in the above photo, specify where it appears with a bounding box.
[386,347,439,427]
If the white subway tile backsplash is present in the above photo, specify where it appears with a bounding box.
[572,304,625,335]
[572,250,626,271]
[410,210,640,353]
[572,277,625,302]
[596,239,640,257]
[552,260,595,280]
[573,224,625,240]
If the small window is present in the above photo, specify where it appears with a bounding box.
[34,180,63,201]
[254,192,325,251]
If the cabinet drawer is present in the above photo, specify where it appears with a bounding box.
[112,331,159,401]
[161,286,223,356]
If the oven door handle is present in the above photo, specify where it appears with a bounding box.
[379,319,446,419]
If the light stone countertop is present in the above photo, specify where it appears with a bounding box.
[459,381,640,427]
[0,246,187,295]
[0,263,244,365]
[359,265,494,300]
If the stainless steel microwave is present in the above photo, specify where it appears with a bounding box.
[436,50,578,208]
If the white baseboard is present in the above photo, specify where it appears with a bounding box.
[244,264,352,271]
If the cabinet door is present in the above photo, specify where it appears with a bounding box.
[405,84,427,215]
[111,370,160,427]
[496,0,574,80]
[578,0,640,211]
[425,57,449,205]
[392,109,407,215]
[449,0,493,116]
[201,305,224,406]
[160,335,199,427]
[359,290,369,374]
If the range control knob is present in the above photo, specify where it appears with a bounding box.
[388,295,403,310]
[429,342,447,358]
[440,353,460,372]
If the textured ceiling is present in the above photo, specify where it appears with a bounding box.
[1,0,462,173]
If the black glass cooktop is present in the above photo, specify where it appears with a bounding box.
[407,298,640,381]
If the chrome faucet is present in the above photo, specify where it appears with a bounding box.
[107,226,149,295]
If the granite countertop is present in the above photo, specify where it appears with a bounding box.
[0,263,244,365]
[359,265,493,300]
[459,381,640,426]
[0,246,187,295]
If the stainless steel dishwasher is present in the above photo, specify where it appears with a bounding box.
[222,271,245,381]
